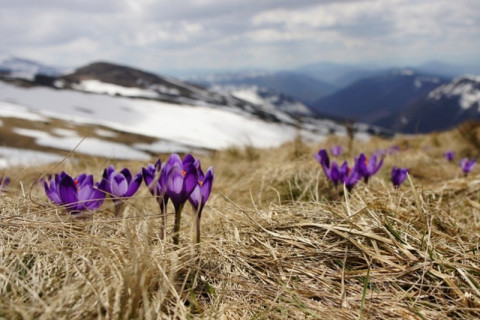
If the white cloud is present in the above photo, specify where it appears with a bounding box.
[1,0,479,72]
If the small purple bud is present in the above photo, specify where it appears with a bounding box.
[330,145,342,157]
[391,167,409,188]
[444,151,455,162]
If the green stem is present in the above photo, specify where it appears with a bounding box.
[172,203,184,246]
[195,214,201,244]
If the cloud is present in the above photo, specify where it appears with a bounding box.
[1,0,479,72]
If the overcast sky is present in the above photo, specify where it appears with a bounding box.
[1,0,479,75]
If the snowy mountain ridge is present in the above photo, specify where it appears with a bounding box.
[211,84,313,116]
[428,74,480,110]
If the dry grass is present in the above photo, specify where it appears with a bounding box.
[1,129,480,319]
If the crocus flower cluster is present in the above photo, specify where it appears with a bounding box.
[459,158,475,176]
[315,149,383,192]
[141,154,214,244]
[42,153,213,245]
[315,147,408,191]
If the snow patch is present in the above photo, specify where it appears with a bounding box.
[0,146,64,168]
[73,80,160,99]
[12,127,150,160]
[52,128,78,137]
[414,76,440,89]
[0,101,48,121]
[35,137,151,160]
[231,89,264,105]
[13,128,50,138]
[134,140,192,154]
[95,128,118,138]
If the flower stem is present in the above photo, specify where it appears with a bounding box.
[195,213,201,244]
[114,201,125,217]
[172,203,184,246]
[157,197,167,240]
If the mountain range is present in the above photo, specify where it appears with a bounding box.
[380,75,480,133]
[0,57,394,164]
[1,55,480,140]
[188,71,337,105]
[311,69,450,124]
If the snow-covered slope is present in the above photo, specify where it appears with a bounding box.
[0,81,354,164]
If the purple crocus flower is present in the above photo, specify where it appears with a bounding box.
[391,167,409,188]
[100,165,142,216]
[189,159,214,243]
[142,159,168,201]
[163,154,198,245]
[459,158,476,176]
[163,154,198,210]
[314,149,330,175]
[315,149,338,183]
[444,151,455,162]
[330,145,342,157]
[356,153,383,183]
[43,172,105,214]
[189,162,214,216]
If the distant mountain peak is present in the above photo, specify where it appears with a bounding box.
[0,55,62,80]
[428,74,480,110]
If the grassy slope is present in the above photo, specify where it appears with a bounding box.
[1,127,480,319]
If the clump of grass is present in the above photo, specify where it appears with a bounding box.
[1,128,480,319]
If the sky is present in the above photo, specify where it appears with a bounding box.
[1,0,480,76]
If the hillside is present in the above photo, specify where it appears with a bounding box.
[1,127,480,319]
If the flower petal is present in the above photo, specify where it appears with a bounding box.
[111,174,128,197]
[120,168,132,184]
[189,184,201,211]
[125,171,142,197]
[59,174,78,207]
[201,167,214,203]
[183,163,198,196]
